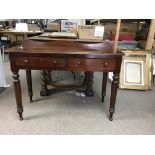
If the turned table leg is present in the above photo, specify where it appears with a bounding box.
[26,69,33,103]
[40,70,49,96]
[101,72,108,102]
[85,71,94,96]
[84,71,89,85]
[12,71,23,121]
[109,73,119,121]
[46,70,52,84]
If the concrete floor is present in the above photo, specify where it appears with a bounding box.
[0,57,155,134]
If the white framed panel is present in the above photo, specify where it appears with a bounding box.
[124,60,144,86]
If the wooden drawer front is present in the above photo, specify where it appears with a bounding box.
[15,57,30,67]
[29,57,66,68]
[68,59,117,71]
[15,57,66,68]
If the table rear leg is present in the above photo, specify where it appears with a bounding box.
[101,72,108,102]
[46,70,52,84]
[40,70,49,96]
[85,71,94,96]
[26,69,33,103]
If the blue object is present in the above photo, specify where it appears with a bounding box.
[118,41,139,49]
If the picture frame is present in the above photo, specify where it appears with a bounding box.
[119,50,153,90]
[123,60,144,86]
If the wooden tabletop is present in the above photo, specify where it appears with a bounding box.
[6,38,123,59]
[29,36,105,43]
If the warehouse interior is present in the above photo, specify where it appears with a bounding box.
[0,19,155,135]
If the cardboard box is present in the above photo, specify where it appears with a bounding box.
[78,25,104,40]
[61,20,78,33]
[103,23,138,39]
[28,24,41,31]
[47,23,60,32]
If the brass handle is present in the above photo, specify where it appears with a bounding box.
[53,60,57,64]
[77,61,81,64]
[104,62,108,66]
[24,59,29,63]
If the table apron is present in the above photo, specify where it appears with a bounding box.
[12,56,121,72]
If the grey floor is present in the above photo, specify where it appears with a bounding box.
[0,56,155,135]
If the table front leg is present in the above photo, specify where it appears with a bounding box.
[85,71,94,96]
[26,69,33,103]
[12,71,23,121]
[40,70,49,96]
[101,72,108,102]
[109,73,119,121]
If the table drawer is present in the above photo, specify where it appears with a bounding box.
[15,57,30,67]
[30,57,66,68]
[15,57,66,68]
[68,58,117,71]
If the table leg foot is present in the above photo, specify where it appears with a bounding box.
[101,95,105,103]
[17,108,23,120]
[40,89,49,96]
[30,97,33,103]
[109,113,113,121]
[19,116,23,121]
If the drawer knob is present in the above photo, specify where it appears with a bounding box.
[53,60,57,64]
[77,61,81,64]
[104,62,108,66]
[24,59,29,63]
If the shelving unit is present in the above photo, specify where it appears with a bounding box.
[90,19,155,90]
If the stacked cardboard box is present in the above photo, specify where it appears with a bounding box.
[78,25,104,40]
[46,23,60,32]
[61,20,78,33]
